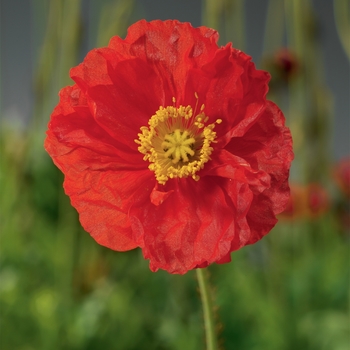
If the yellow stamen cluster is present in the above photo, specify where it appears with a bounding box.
[135,102,222,185]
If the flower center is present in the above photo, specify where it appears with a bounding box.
[135,100,221,185]
[162,129,195,163]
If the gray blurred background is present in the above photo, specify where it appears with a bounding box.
[1,0,349,159]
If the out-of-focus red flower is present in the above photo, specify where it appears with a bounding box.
[305,183,329,218]
[45,20,293,274]
[333,157,350,233]
[279,183,306,220]
[274,48,299,81]
[280,182,329,220]
[334,157,350,197]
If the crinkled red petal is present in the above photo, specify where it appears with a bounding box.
[110,19,219,101]
[183,45,270,143]
[129,177,253,274]
[64,168,152,251]
[226,101,293,213]
[45,85,154,251]
[45,85,144,169]
[70,50,163,149]
[202,149,271,195]
[224,101,293,247]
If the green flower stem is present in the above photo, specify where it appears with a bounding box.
[334,0,350,61]
[196,268,218,350]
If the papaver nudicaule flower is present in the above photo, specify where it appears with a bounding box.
[45,19,293,274]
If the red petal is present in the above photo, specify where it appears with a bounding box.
[203,149,271,195]
[183,46,269,142]
[130,178,241,274]
[112,20,219,102]
[150,186,174,206]
[70,49,163,149]
[225,101,294,216]
[225,101,293,246]
[45,85,155,251]
[45,85,144,171]
[64,168,153,251]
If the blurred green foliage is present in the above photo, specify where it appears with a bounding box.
[1,126,348,350]
[1,0,349,349]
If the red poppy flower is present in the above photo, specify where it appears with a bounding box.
[279,183,306,220]
[334,157,350,198]
[280,182,329,220]
[45,20,293,274]
[274,48,299,80]
[306,183,329,218]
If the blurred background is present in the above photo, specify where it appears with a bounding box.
[1,0,349,349]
